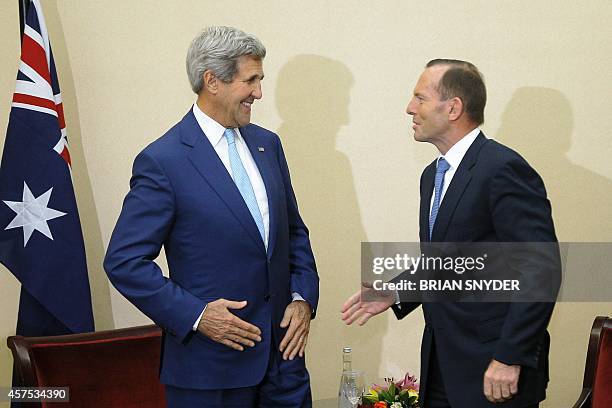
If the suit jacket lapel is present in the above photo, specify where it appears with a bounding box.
[240,125,279,259]
[430,132,487,241]
[180,112,266,253]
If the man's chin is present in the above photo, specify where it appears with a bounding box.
[236,114,252,127]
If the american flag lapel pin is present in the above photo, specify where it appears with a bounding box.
[258,147,265,152]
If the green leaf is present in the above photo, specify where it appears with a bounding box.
[379,389,392,401]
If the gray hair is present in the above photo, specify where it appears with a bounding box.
[186,26,266,94]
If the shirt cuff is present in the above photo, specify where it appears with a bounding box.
[292,292,316,316]
[192,305,207,331]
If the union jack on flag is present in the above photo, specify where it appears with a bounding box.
[0,0,94,336]
[13,0,71,166]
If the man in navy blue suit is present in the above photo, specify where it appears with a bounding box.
[104,26,319,407]
[342,60,558,408]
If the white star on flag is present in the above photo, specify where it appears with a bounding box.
[3,182,67,246]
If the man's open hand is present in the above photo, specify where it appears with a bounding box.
[279,300,311,360]
[341,284,395,326]
[198,299,261,351]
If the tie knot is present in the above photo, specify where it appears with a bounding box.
[224,128,236,145]
[436,157,450,174]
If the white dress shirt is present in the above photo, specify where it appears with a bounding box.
[429,127,481,213]
[192,104,270,248]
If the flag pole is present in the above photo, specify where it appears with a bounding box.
[18,0,30,41]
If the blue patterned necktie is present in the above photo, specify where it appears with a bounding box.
[429,157,451,240]
[223,128,265,243]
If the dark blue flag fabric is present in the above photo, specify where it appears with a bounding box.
[0,0,94,336]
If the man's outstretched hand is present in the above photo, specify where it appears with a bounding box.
[341,284,395,326]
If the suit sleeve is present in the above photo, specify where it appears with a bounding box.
[391,302,421,320]
[104,150,206,341]
[274,135,320,317]
[391,166,430,320]
[489,155,560,368]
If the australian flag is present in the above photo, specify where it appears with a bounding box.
[0,0,94,336]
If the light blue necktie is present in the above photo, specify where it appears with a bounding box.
[224,128,265,243]
[429,157,450,240]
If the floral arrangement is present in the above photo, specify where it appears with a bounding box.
[361,373,419,408]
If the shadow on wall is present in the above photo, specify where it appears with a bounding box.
[496,88,612,408]
[496,87,612,242]
[496,87,612,303]
[275,54,389,398]
[44,1,114,330]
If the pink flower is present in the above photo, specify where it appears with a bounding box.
[371,383,384,391]
[397,373,420,391]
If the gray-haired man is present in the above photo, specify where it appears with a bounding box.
[104,26,319,407]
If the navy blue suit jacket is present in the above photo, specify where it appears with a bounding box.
[104,110,319,390]
[393,133,559,407]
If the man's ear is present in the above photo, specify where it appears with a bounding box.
[203,70,218,94]
[448,96,464,121]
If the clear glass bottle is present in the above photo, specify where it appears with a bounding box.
[338,347,352,407]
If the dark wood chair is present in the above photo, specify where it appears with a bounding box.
[7,324,166,408]
[571,316,612,408]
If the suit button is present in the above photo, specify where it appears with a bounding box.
[264,294,271,302]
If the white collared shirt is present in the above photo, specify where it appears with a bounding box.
[192,104,269,248]
[429,127,481,214]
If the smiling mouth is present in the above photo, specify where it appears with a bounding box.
[241,101,252,109]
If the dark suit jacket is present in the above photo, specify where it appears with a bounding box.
[393,133,558,408]
[104,110,319,390]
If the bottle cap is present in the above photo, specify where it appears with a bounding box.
[343,347,352,353]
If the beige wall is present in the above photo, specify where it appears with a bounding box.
[1,1,611,406]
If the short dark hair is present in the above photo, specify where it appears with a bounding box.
[426,59,486,125]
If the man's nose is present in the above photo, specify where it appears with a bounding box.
[406,100,416,115]
[253,82,262,99]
